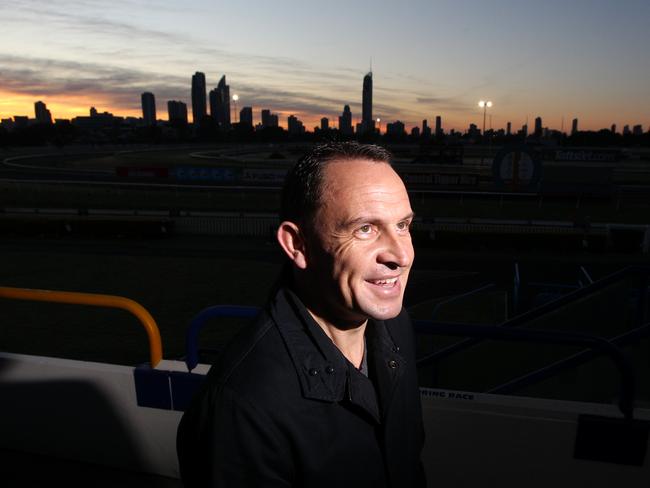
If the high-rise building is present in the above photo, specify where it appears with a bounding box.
[611,124,617,134]
[521,123,528,137]
[571,118,578,135]
[191,72,207,124]
[361,72,373,134]
[633,124,643,136]
[34,101,52,125]
[168,100,188,125]
[261,109,278,128]
[339,105,353,136]
[506,121,512,136]
[320,117,329,130]
[386,120,405,137]
[141,92,156,126]
[239,107,253,127]
[209,75,231,129]
[534,117,543,137]
[411,127,420,137]
[623,125,631,135]
[288,115,305,135]
[435,115,442,137]
[421,120,431,138]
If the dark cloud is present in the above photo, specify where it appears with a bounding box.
[415,96,473,113]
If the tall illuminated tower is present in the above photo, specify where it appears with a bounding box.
[361,71,373,133]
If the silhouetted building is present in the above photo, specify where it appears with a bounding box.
[209,75,231,129]
[239,106,253,127]
[320,117,329,130]
[261,109,278,128]
[421,119,431,138]
[288,115,305,135]
[359,71,374,134]
[141,92,156,126]
[611,124,617,134]
[521,123,528,137]
[411,127,420,137]
[435,115,442,137]
[534,117,542,137]
[339,105,353,136]
[168,100,188,125]
[506,121,511,136]
[34,101,52,125]
[13,116,30,129]
[623,125,631,135]
[191,71,207,124]
[90,107,98,117]
[468,123,480,138]
[633,124,643,136]
[386,120,405,137]
[571,118,578,135]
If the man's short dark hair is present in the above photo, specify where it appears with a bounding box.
[280,141,393,226]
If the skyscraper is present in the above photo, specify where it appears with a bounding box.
[239,107,253,127]
[168,100,188,125]
[320,117,329,130]
[534,117,543,137]
[288,115,305,135]
[361,72,373,134]
[571,118,578,135]
[191,72,207,124]
[141,92,156,126]
[209,75,231,129]
[339,105,353,136]
[422,120,431,138]
[261,109,278,128]
[506,121,512,136]
[34,101,52,125]
[435,115,442,137]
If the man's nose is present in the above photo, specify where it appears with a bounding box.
[377,230,413,269]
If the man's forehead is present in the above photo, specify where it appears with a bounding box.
[322,158,398,191]
[319,159,410,216]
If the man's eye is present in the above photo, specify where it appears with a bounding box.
[397,221,410,231]
[358,224,372,234]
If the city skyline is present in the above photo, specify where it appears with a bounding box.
[1,1,649,132]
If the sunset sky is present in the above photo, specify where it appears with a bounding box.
[1,0,649,132]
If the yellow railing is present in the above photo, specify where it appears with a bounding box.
[0,286,163,367]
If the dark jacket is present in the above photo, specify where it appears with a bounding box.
[177,287,426,487]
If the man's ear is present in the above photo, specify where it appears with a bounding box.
[276,221,308,269]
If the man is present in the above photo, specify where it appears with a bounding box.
[177,142,426,487]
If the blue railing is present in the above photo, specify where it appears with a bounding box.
[184,305,260,371]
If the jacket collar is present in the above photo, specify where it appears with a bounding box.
[268,287,405,421]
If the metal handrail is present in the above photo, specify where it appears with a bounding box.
[0,286,163,367]
[416,266,650,366]
[185,305,260,371]
[413,320,637,420]
[429,283,495,320]
[487,323,649,395]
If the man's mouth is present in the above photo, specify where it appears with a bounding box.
[367,277,398,286]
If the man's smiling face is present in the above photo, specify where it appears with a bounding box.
[304,159,414,327]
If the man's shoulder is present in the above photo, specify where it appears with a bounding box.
[202,310,299,401]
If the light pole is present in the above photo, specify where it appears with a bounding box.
[478,100,492,165]
[232,94,239,124]
[376,117,381,135]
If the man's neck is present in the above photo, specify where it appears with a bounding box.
[306,308,367,369]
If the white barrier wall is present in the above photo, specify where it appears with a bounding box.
[1,352,648,486]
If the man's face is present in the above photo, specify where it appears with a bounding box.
[304,159,414,326]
